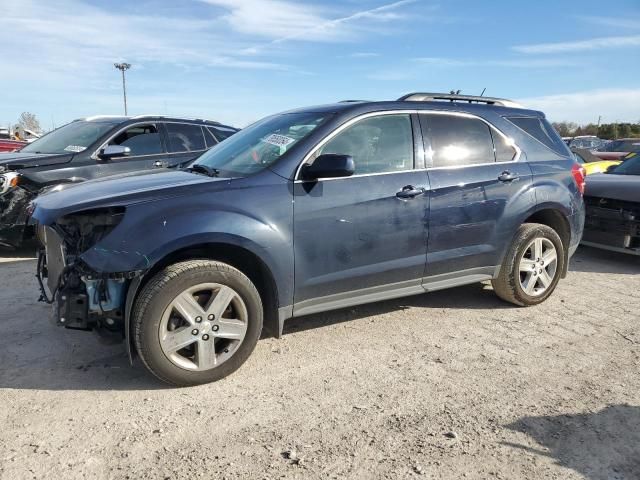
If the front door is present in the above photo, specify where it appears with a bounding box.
[418,112,534,278]
[293,113,430,315]
[88,123,169,180]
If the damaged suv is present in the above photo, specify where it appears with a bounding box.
[0,115,238,247]
[32,93,585,386]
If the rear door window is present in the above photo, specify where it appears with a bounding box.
[166,123,206,153]
[203,127,218,148]
[420,114,495,168]
[491,130,518,162]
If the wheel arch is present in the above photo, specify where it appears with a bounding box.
[521,206,572,278]
[125,240,282,362]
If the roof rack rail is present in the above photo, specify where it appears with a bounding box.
[397,92,523,108]
[75,115,128,122]
[130,114,224,125]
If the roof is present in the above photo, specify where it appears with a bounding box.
[73,115,237,129]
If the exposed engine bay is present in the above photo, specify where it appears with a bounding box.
[36,207,141,336]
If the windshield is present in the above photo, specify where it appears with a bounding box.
[608,154,640,175]
[192,112,332,176]
[20,121,115,155]
[599,139,640,153]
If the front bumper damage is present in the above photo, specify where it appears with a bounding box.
[0,187,34,247]
[582,197,640,255]
[36,215,146,355]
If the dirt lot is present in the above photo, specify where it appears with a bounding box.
[0,246,639,480]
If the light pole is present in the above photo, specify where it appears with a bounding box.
[114,62,131,115]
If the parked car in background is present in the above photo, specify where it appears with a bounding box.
[572,147,622,175]
[593,138,640,160]
[21,129,42,143]
[0,115,238,247]
[32,92,585,386]
[582,153,640,255]
[565,135,606,151]
[0,127,40,143]
[0,138,27,153]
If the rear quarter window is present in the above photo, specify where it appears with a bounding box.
[506,116,569,156]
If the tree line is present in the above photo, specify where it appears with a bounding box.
[551,121,640,140]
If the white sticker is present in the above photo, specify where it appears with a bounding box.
[262,134,294,147]
[64,145,87,152]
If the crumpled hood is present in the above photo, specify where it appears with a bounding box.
[0,152,73,170]
[31,169,229,225]
[585,173,640,203]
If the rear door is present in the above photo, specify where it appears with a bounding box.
[419,112,533,279]
[292,112,430,315]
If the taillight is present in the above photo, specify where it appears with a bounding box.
[571,163,586,195]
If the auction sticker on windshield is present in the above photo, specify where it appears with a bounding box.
[64,145,87,152]
[262,134,295,147]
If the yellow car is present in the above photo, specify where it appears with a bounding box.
[572,148,621,175]
[583,160,621,175]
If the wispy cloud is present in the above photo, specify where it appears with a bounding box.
[413,57,575,68]
[517,88,640,123]
[513,35,640,54]
[578,15,640,30]
[236,0,416,54]
[349,52,381,58]
[198,0,334,40]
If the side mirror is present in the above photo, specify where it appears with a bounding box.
[301,154,355,180]
[99,145,131,160]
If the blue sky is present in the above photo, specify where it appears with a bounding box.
[1,0,639,130]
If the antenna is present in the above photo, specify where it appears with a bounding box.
[480,87,486,97]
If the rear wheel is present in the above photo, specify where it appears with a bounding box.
[492,223,565,306]
[132,260,262,386]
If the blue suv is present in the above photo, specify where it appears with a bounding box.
[32,93,585,386]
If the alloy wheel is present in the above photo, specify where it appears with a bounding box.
[518,237,558,297]
[159,283,248,371]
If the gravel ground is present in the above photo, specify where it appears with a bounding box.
[0,246,639,480]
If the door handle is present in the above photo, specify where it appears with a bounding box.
[396,185,425,199]
[498,170,519,182]
[153,160,168,168]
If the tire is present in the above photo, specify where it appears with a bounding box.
[132,260,263,387]
[492,223,565,306]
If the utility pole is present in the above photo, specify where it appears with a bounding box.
[114,62,132,115]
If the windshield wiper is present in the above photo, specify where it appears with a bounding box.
[185,164,220,177]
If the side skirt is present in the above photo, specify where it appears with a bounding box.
[278,266,500,336]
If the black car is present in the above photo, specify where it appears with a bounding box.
[583,153,640,255]
[0,115,238,247]
[33,93,585,386]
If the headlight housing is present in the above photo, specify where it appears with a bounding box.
[0,172,20,194]
[55,206,126,255]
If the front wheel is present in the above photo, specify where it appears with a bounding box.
[492,223,565,306]
[132,260,263,386]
